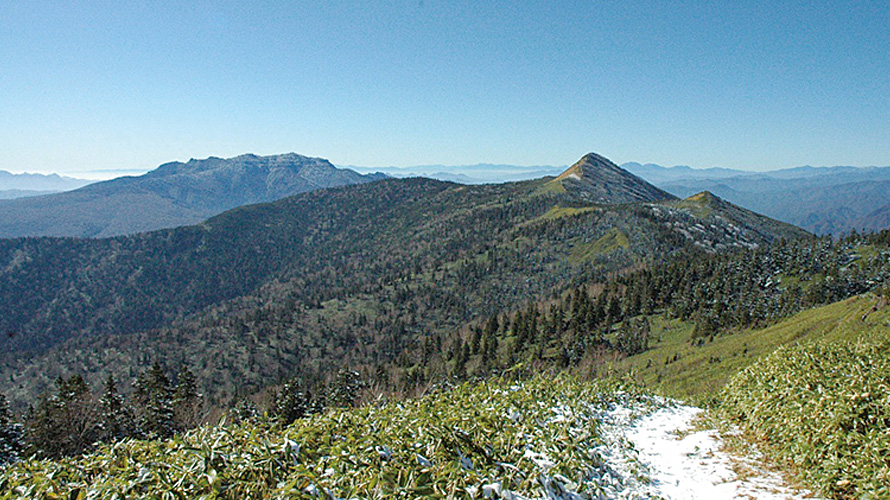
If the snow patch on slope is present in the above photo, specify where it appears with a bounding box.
[601,401,818,500]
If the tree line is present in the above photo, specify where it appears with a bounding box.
[0,364,370,463]
[0,363,201,461]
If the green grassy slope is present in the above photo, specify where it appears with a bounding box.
[615,294,890,403]
[605,293,890,498]
[720,339,890,498]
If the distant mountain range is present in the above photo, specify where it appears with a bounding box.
[0,154,384,238]
[621,162,890,234]
[353,160,890,234]
[0,153,805,408]
[857,203,890,232]
[0,189,58,200]
[349,163,565,184]
[4,154,888,239]
[0,170,93,200]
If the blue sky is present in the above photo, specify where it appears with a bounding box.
[1,1,888,177]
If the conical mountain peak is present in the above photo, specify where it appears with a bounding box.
[550,152,677,204]
[685,191,720,204]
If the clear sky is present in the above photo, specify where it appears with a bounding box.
[1,1,888,177]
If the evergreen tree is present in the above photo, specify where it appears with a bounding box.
[134,362,175,439]
[470,327,482,355]
[228,398,260,425]
[479,335,491,368]
[528,305,539,344]
[607,294,622,322]
[327,369,366,408]
[485,333,499,369]
[98,374,135,442]
[615,317,650,356]
[484,314,499,337]
[500,314,511,336]
[25,375,97,458]
[692,311,718,340]
[272,378,311,425]
[452,340,469,379]
[0,393,24,465]
[173,367,203,430]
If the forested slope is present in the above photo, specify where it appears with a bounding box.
[0,154,806,410]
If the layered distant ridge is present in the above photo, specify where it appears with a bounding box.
[0,153,384,238]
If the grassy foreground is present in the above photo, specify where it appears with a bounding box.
[1,375,654,499]
[720,339,890,499]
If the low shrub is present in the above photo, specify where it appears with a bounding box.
[720,340,890,498]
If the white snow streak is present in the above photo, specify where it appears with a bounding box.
[612,403,819,500]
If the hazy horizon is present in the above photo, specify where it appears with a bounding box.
[4,154,890,183]
[2,2,888,177]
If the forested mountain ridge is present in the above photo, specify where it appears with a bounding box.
[0,153,384,238]
[0,154,807,409]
